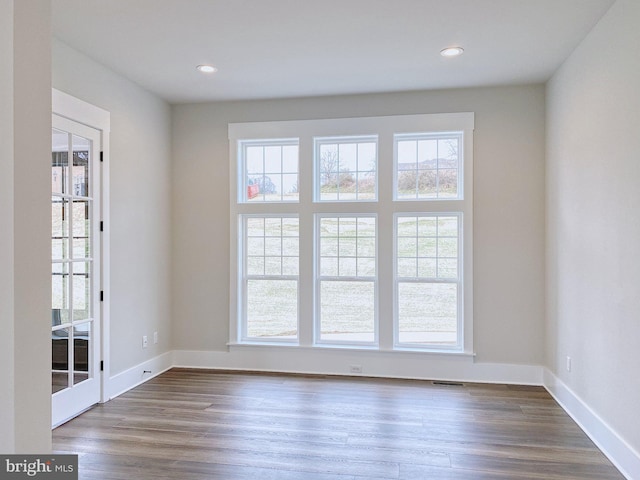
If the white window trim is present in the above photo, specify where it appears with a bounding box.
[229,112,474,354]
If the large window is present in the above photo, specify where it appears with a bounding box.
[230,113,473,353]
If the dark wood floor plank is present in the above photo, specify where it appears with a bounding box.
[52,369,625,480]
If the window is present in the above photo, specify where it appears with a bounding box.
[230,113,473,353]
[316,215,377,344]
[395,214,461,348]
[240,215,299,342]
[395,133,462,200]
[239,139,299,203]
[315,136,377,201]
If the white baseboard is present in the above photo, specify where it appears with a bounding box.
[105,351,173,400]
[543,368,640,480]
[172,347,543,385]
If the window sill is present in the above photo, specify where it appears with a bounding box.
[227,342,475,358]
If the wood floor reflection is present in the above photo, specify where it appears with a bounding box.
[52,368,624,479]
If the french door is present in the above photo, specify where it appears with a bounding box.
[51,115,102,426]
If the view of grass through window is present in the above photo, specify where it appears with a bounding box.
[396,215,460,345]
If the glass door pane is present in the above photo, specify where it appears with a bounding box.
[52,128,95,394]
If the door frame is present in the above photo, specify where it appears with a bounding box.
[52,89,111,413]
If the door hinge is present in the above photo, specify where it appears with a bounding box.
[100,151,104,162]
[100,361,104,372]
[100,291,104,302]
[100,221,104,232]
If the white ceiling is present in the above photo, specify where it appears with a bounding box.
[52,0,615,104]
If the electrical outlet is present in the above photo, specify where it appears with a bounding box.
[142,335,148,348]
[153,331,158,344]
[566,356,571,372]
[350,364,363,374]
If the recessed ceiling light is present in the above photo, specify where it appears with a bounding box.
[196,64,218,73]
[440,47,464,58]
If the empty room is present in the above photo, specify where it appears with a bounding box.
[2,0,639,479]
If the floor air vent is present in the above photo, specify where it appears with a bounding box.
[432,381,464,387]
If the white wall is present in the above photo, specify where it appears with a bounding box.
[0,0,16,453]
[52,40,173,375]
[546,0,640,459]
[0,0,52,453]
[171,85,546,370]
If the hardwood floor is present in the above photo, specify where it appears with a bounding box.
[52,369,624,479]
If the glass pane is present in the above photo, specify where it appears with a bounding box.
[438,237,458,257]
[72,261,91,322]
[52,129,68,195]
[73,323,90,385]
[357,257,376,277]
[417,170,437,198]
[282,217,298,236]
[438,169,458,198]
[418,258,437,277]
[282,173,298,201]
[397,217,417,237]
[398,282,457,345]
[320,257,338,277]
[357,237,375,257]
[264,146,282,173]
[282,257,298,276]
[418,237,437,257]
[52,263,69,325]
[338,257,357,276]
[264,257,281,276]
[418,139,437,166]
[339,143,357,171]
[246,146,264,174]
[247,217,265,236]
[52,327,69,393]
[72,199,91,259]
[246,280,297,339]
[397,169,418,197]
[282,145,298,172]
[320,281,374,343]
[397,258,416,278]
[264,217,282,237]
[247,237,264,256]
[397,237,416,257]
[438,258,458,279]
[52,197,69,260]
[247,257,264,276]
[356,172,376,199]
[72,135,90,197]
[339,237,357,257]
[264,237,281,256]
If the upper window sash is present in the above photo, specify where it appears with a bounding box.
[314,135,378,203]
[394,132,463,201]
[237,138,299,204]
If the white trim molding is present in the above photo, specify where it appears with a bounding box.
[543,368,640,480]
[105,351,173,400]
[173,347,542,385]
